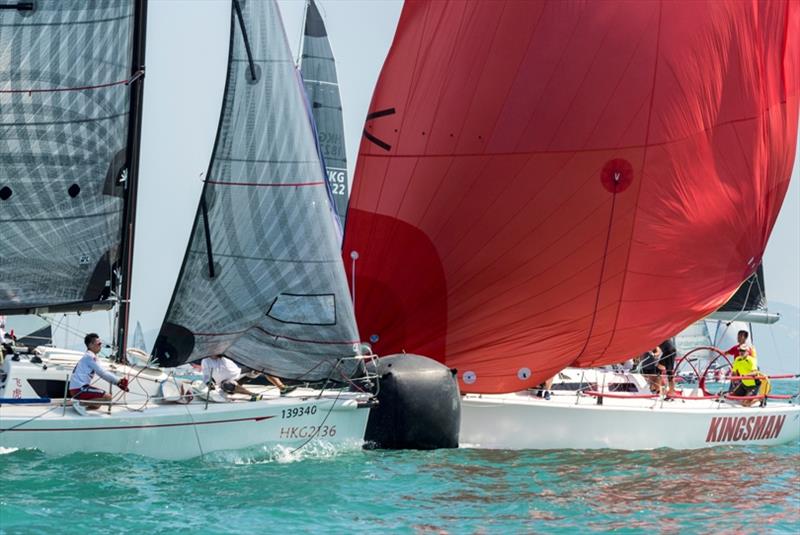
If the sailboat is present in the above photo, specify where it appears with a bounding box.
[0,0,376,459]
[299,0,350,233]
[343,0,800,449]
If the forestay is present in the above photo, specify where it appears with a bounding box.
[300,0,349,232]
[153,0,360,380]
[0,1,137,314]
[343,0,799,393]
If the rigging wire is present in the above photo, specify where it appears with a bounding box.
[289,360,345,455]
[0,405,61,434]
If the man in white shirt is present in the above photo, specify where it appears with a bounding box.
[201,354,262,401]
[0,315,13,358]
[69,333,129,409]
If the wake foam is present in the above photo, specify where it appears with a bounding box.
[203,439,364,465]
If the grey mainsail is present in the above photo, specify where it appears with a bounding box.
[152,0,360,380]
[299,0,349,232]
[0,1,142,316]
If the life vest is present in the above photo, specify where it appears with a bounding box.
[732,355,758,387]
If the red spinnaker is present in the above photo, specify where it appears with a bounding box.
[343,0,799,394]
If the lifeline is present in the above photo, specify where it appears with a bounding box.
[705,414,786,443]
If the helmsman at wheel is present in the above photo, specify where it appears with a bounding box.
[68,333,129,409]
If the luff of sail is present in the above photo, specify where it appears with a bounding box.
[153,0,360,380]
[343,0,799,393]
[300,0,349,232]
[0,1,139,315]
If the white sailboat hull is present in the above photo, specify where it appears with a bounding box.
[461,392,800,450]
[0,389,371,459]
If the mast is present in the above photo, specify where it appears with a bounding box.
[296,0,310,66]
[115,0,148,360]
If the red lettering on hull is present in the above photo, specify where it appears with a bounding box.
[706,414,787,443]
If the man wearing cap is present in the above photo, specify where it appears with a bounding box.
[724,330,758,365]
[730,344,760,407]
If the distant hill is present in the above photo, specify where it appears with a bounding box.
[752,301,800,374]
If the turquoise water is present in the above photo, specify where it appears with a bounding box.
[2,443,798,533]
[2,391,799,533]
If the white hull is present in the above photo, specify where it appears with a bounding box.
[0,349,371,459]
[461,391,800,450]
[0,388,371,459]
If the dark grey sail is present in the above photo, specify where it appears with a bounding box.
[153,0,361,380]
[677,263,777,357]
[300,0,349,232]
[0,1,143,316]
[708,264,778,324]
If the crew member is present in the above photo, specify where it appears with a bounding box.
[201,354,264,401]
[724,330,758,364]
[658,337,679,396]
[730,344,760,407]
[69,333,129,410]
[638,346,664,395]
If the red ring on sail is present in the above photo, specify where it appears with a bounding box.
[600,159,634,193]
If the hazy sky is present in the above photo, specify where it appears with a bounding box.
[31,1,799,355]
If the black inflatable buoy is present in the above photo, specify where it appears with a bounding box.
[364,353,460,449]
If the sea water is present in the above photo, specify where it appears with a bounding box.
[1,387,798,534]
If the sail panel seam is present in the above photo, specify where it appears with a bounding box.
[0,112,127,127]
[186,250,338,264]
[204,180,325,187]
[353,109,769,159]
[195,326,359,346]
[0,72,143,95]
[230,58,292,64]
[0,211,118,223]
[0,14,131,28]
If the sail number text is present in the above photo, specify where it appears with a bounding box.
[327,169,347,196]
[281,405,318,419]
[280,425,336,439]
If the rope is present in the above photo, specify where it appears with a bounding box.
[289,387,343,455]
[287,357,371,454]
[722,275,756,324]
[179,387,205,457]
[667,392,720,400]
[0,405,61,434]
[584,390,660,399]
[728,373,799,382]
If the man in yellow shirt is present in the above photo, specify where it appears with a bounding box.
[730,344,760,407]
